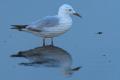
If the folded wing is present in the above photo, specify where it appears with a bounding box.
[29,16,59,29]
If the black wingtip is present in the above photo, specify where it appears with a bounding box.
[10,27,18,29]
[11,25,16,27]
[72,66,82,71]
[10,25,28,31]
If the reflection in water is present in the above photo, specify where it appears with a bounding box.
[96,32,103,35]
[11,45,81,76]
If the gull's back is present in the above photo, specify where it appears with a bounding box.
[28,16,60,29]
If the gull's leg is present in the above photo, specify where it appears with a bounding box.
[43,38,46,46]
[51,38,54,46]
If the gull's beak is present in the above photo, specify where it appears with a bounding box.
[73,12,82,18]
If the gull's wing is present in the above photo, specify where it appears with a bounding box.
[28,16,59,29]
[11,16,59,32]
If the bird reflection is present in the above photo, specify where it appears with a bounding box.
[11,45,81,76]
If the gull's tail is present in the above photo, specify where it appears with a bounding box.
[11,25,28,31]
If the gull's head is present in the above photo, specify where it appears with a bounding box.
[58,4,82,18]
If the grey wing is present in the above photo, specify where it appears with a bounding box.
[29,16,59,29]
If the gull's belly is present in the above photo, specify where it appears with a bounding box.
[34,25,71,38]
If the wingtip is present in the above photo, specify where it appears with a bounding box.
[10,25,18,30]
[10,27,16,29]
[72,66,82,71]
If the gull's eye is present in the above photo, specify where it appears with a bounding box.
[68,9,72,11]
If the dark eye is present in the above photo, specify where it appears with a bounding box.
[68,9,72,11]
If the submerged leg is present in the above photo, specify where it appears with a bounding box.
[43,38,46,46]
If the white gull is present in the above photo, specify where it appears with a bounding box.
[11,4,81,46]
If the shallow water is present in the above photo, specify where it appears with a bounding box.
[0,0,120,80]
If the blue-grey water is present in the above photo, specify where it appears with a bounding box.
[0,0,120,80]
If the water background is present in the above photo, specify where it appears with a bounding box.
[0,0,120,80]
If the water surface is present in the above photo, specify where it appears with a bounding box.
[0,0,120,80]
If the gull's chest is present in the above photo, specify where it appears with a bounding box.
[59,17,72,26]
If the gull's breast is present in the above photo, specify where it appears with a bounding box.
[37,24,72,38]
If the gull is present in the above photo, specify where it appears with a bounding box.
[11,4,81,46]
[11,45,81,76]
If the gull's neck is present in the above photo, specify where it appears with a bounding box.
[58,11,72,25]
[58,11,71,19]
